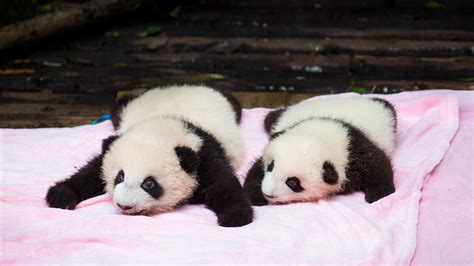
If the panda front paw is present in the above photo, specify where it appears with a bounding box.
[218,204,253,227]
[247,191,268,206]
[46,182,79,210]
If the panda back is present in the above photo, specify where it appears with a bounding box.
[274,97,396,155]
[117,85,244,169]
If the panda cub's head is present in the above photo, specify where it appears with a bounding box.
[260,119,350,204]
[102,119,202,215]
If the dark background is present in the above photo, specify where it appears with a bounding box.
[0,0,473,127]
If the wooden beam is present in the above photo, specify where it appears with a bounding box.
[0,0,145,53]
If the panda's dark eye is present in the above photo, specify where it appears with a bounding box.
[286,177,304,192]
[114,170,124,186]
[266,160,274,172]
[142,179,155,190]
[141,177,163,199]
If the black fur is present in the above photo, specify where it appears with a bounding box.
[264,108,285,134]
[286,177,304,192]
[371,98,397,130]
[46,86,250,226]
[270,131,285,140]
[110,94,138,130]
[102,135,118,151]
[184,122,253,227]
[111,90,242,127]
[322,161,339,185]
[266,160,274,172]
[336,120,395,203]
[243,158,268,206]
[45,118,252,227]
[175,146,200,174]
[244,117,395,205]
[114,170,124,186]
[217,90,242,123]
[141,176,163,199]
[46,135,118,210]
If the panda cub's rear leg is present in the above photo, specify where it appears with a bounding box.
[45,136,117,209]
[361,165,395,204]
[360,149,396,203]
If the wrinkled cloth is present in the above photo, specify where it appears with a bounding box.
[1,91,472,264]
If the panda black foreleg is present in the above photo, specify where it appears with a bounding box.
[243,158,268,206]
[46,136,117,210]
[46,154,106,210]
[200,160,254,227]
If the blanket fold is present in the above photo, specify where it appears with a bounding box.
[0,92,463,264]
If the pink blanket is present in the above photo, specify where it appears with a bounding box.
[1,91,472,264]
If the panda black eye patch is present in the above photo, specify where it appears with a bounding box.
[286,177,304,192]
[141,176,163,199]
[266,160,274,172]
[114,170,125,186]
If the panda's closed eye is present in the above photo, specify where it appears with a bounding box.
[286,177,304,192]
[141,176,163,199]
[114,170,125,186]
[266,160,275,172]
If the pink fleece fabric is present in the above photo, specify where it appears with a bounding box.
[0,91,472,264]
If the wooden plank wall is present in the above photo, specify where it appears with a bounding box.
[0,0,473,127]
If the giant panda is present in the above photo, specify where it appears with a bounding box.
[244,96,397,206]
[46,85,253,227]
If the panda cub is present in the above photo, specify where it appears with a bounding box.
[46,85,253,227]
[244,96,397,206]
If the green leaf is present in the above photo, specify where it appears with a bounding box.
[427,0,447,9]
[459,77,474,82]
[63,57,73,67]
[38,4,54,14]
[105,31,121,37]
[43,61,63,68]
[349,87,369,94]
[137,26,162,38]
[114,63,128,69]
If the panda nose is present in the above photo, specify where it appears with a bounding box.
[117,204,133,211]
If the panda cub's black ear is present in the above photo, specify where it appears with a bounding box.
[322,161,339,185]
[175,146,200,173]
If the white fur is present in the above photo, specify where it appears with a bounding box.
[118,85,243,169]
[101,85,243,215]
[273,97,396,155]
[102,118,201,214]
[262,119,350,204]
[260,97,395,204]
[261,172,275,196]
